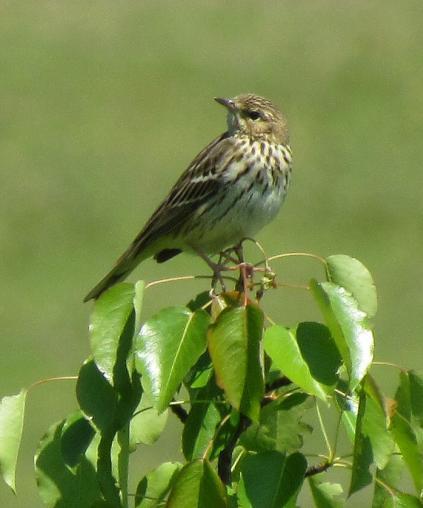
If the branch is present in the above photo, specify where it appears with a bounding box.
[265,376,292,391]
[218,414,251,485]
[305,460,331,477]
[169,403,188,423]
[262,376,293,406]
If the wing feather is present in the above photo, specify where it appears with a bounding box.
[123,131,232,255]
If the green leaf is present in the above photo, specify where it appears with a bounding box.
[349,390,373,495]
[326,254,377,318]
[341,409,357,444]
[76,359,117,433]
[308,476,344,508]
[167,459,227,507]
[208,304,264,422]
[130,392,168,447]
[363,393,395,470]
[187,291,212,312]
[135,462,182,508]
[409,371,423,426]
[183,381,222,460]
[310,280,373,390]
[296,322,341,388]
[35,419,101,508]
[384,493,423,508]
[61,411,95,468]
[349,386,394,495]
[364,374,392,426]
[134,280,146,336]
[263,324,336,401]
[0,389,27,492]
[373,454,405,508]
[390,372,423,494]
[237,451,307,508]
[84,431,120,492]
[136,307,209,413]
[335,380,358,443]
[89,282,135,384]
[185,352,213,391]
[241,393,312,454]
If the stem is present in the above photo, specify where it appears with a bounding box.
[231,448,246,473]
[305,460,331,477]
[315,399,332,461]
[262,252,327,267]
[331,409,343,460]
[333,460,352,468]
[305,456,353,478]
[337,453,353,460]
[276,282,310,290]
[202,413,232,461]
[375,476,398,498]
[372,361,405,371]
[118,423,130,508]
[169,399,228,406]
[145,275,197,289]
[28,376,77,392]
[145,274,237,290]
[241,237,270,269]
[265,314,276,326]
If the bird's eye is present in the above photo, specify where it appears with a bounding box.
[246,110,261,121]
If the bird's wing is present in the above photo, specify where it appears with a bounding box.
[83,132,233,302]
[126,131,232,252]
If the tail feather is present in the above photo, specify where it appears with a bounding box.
[83,242,144,302]
[83,266,130,302]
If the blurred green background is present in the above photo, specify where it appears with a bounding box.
[1,1,422,506]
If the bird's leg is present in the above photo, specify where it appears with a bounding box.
[234,244,245,293]
[218,247,239,265]
[193,247,227,293]
[234,243,245,264]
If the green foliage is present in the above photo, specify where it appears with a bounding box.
[308,476,344,508]
[1,253,423,507]
[237,451,307,508]
[263,324,339,401]
[0,389,27,492]
[135,306,210,413]
[208,304,264,422]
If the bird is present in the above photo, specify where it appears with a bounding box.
[84,93,292,302]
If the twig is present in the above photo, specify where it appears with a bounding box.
[218,414,251,484]
[372,361,405,371]
[28,376,78,392]
[169,402,188,423]
[305,460,331,477]
[316,400,332,459]
[265,376,292,392]
[276,282,310,290]
[265,252,327,266]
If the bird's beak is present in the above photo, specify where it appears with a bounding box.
[214,97,236,111]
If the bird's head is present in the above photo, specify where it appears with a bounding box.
[214,93,289,145]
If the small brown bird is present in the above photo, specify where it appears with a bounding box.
[84,94,292,301]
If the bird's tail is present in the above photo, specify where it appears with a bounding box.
[83,242,145,302]
[83,265,129,302]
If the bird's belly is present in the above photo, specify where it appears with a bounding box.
[186,182,285,253]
